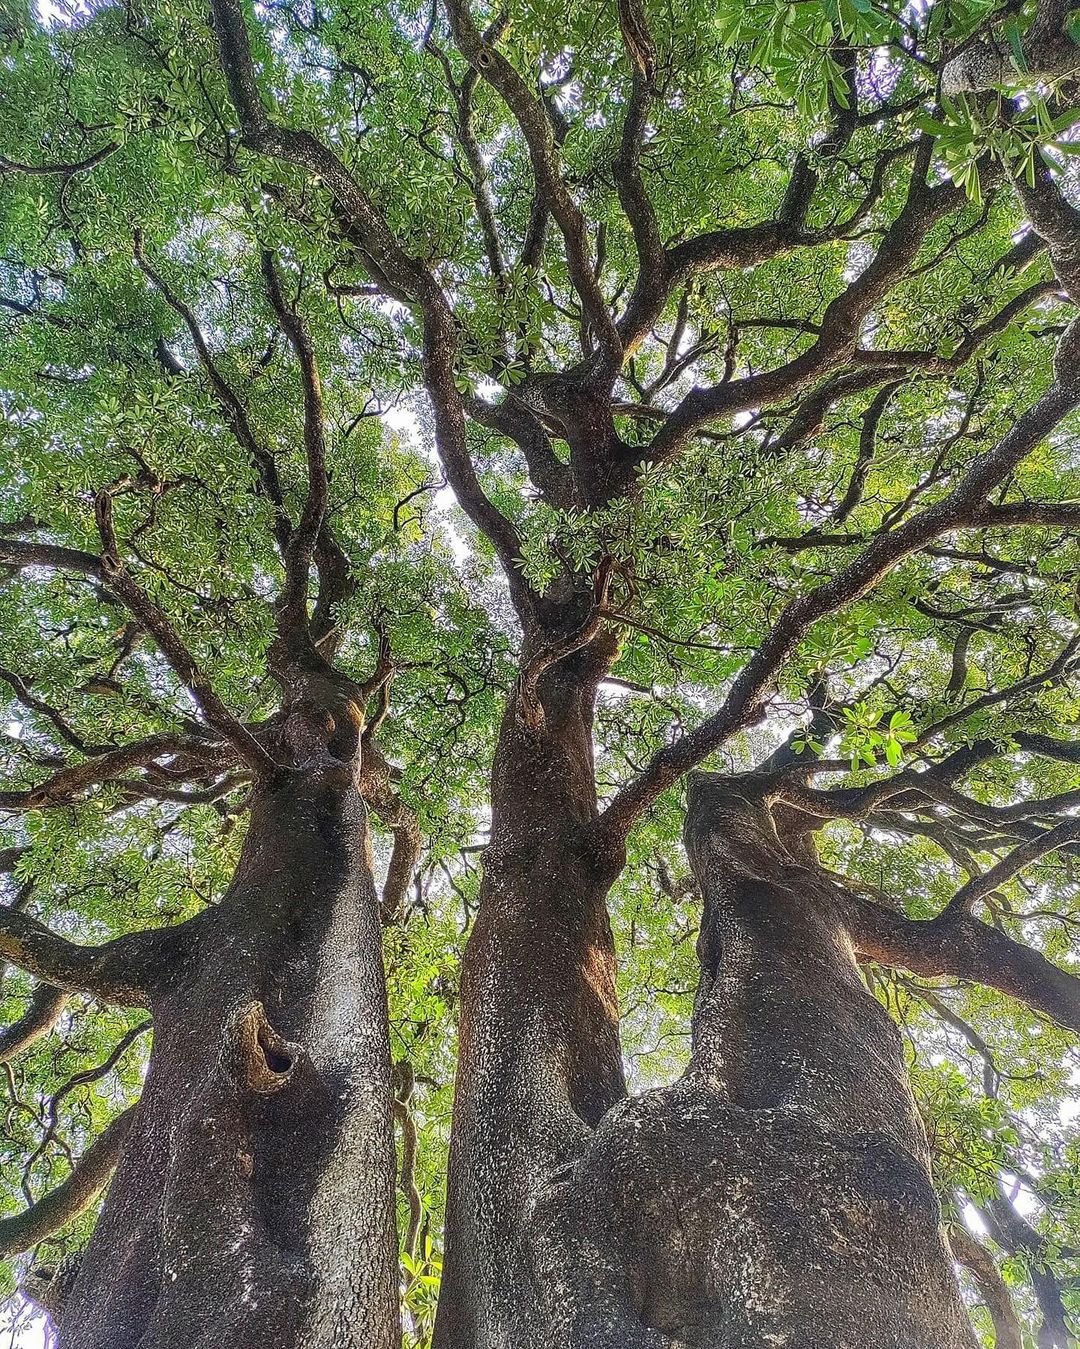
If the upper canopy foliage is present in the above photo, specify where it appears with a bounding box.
[1,0,1080,1341]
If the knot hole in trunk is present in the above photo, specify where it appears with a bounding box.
[226,1000,303,1095]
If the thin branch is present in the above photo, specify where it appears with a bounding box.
[0,732,228,813]
[0,524,272,776]
[0,143,117,178]
[441,0,622,372]
[260,252,329,639]
[0,665,98,756]
[602,317,1080,838]
[93,491,276,777]
[133,231,294,559]
[208,0,528,601]
[392,1061,422,1259]
[0,1104,137,1256]
[426,26,509,284]
[907,982,1000,1098]
[917,631,1080,747]
[947,1223,1024,1349]
[950,817,1080,914]
[647,152,961,463]
[830,381,905,526]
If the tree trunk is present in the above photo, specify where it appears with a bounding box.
[440,755,978,1347]
[977,1191,1075,1347]
[435,645,627,1349]
[526,772,976,1348]
[57,762,401,1349]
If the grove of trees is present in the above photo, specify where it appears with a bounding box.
[2,0,1080,1344]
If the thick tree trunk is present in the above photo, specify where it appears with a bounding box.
[526,773,976,1348]
[57,762,400,1349]
[440,749,977,1347]
[435,645,627,1349]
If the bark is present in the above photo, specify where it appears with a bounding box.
[435,642,627,1349]
[54,760,400,1349]
[0,908,157,1008]
[845,895,1080,1033]
[537,774,975,1346]
[942,1,1080,93]
[441,765,978,1348]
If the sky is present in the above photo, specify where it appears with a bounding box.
[1,1296,48,1349]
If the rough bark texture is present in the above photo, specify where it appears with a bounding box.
[441,766,977,1348]
[56,761,400,1349]
[942,1,1080,93]
[435,644,627,1349]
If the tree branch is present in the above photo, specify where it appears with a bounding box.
[0,1104,137,1256]
[0,522,273,776]
[0,984,69,1064]
[133,232,294,558]
[208,0,528,603]
[829,381,905,526]
[603,317,1080,837]
[441,0,622,373]
[647,161,963,463]
[92,491,276,777]
[392,1061,422,1258]
[950,817,1080,914]
[0,538,104,579]
[0,143,117,178]
[260,252,329,640]
[978,1189,1078,1347]
[0,909,160,1009]
[947,1223,1024,1349]
[426,25,510,285]
[1018,165,1080,304]
[0,731,231,813]
[942,1,1080,93]
[611,0,667,359]
[0,665,99,757]
[359,734,421,924]
[977,500,1080,529]
[845,896,1080,1034]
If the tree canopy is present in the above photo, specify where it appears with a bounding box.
[1,0,1080,1343]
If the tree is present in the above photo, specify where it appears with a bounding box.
[2,0,1080,1343]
